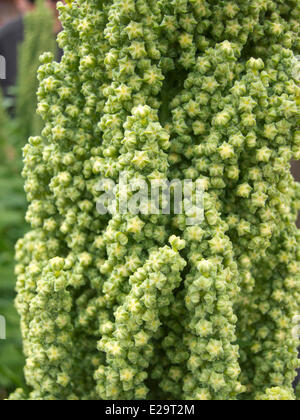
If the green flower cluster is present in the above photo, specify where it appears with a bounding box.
[256,386,296,400]
[10,0,300,400]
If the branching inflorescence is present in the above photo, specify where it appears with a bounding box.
[10,0,300,400]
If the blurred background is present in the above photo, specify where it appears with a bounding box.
[0,0,299,400]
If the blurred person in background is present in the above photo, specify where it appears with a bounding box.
[0,0,20,28]
[0,0,62,99]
